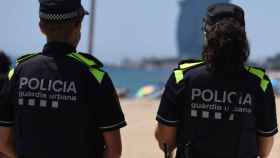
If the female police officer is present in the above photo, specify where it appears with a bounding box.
[155,3,278,158]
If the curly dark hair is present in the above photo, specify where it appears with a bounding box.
[0,50,11,74]
[202,17,250,72]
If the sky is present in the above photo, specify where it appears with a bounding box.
[0,0,279,64]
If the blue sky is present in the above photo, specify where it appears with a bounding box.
[0,0,279,63]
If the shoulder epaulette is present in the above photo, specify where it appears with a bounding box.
[77,52,104,68]
[245,66,269,92]
[67,52,105,83]
[16,53,39,65]
[8,53,39,80]
[178,59,204,66]
[67,52,103,68]
[174,59,205,84]
[178,59,204,70]
[8,68,14,80]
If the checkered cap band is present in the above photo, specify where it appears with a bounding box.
[39,9,83,21]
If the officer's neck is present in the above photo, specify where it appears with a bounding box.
[46,38,77,48]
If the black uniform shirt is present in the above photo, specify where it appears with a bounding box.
[157,64,278,158]
[0,42,126,158]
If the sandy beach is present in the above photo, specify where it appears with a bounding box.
[120,98,280,158]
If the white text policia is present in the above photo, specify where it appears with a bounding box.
[192,88,252,105]
[19,77,77,94]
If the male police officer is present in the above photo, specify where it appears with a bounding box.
[0,0,126,158]
[0,50,13,158]
[155,3,278,158]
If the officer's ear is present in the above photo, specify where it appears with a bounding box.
[73,18,82,29]
[68,21,81,35]
[74,21,82,30]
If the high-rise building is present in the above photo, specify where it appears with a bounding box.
[177,0,230,59]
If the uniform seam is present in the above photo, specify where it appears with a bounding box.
[0,121,14,124]
[257,127,278,134]
[99,121,126,129]
[16,53,40,65]
[156,115,179,124]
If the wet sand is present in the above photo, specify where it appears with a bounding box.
[120,98,280,158]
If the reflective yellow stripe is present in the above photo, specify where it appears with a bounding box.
[174,61,204,84]
[16,54,38,65]
[261,80,269,92]
[8,68,14,80]
[245,66,265,79]
[73,53,96,66]
[67,53,80,61]
[179,62,204,69]
[67,53,97,66]
[245,66,269,92]
[67,53,104,83]
[174,70,184,84]
[90,68,105,83]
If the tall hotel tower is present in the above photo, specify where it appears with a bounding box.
[177,0,230,59]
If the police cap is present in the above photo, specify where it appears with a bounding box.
[39,0,89,21]
[205,3,245,26]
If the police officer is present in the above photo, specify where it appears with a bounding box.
[0,0,126,158]
[155,3,278,158]
[0,50,11,77]
[0,50,11,93]
[0,50,13,158]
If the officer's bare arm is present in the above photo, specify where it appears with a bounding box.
[155,123,177,152]
[257,136,274,158]
[103,129,122,158]
[0,127,16,158]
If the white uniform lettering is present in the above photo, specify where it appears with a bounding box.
[242,94,252,105]
[19,78,77,94]
[40,79,47,91]
[48,80,52,91]
[52,80,63,92]
[67,81,77,93]
[192,88,201,100]
[214,90,222,103]
[191,89,252,105]
[238,95,243,104]
[222,91,227,103]
[19,77,28,89]
[227,92,237,103]
[202,89,213,102]
[63,81,67,92]
[28,78,40,90]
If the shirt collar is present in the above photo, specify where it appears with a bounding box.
[42,42,77,56]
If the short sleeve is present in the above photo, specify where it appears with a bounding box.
[156,72,184,126]
[0,76,15,127]
[256,78,278,137]
[94,73,126,132]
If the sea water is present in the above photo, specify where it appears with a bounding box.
[105,66,171,96]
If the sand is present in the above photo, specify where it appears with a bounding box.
[120,98,280,158]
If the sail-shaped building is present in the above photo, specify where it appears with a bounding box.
[177,0,230,59]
